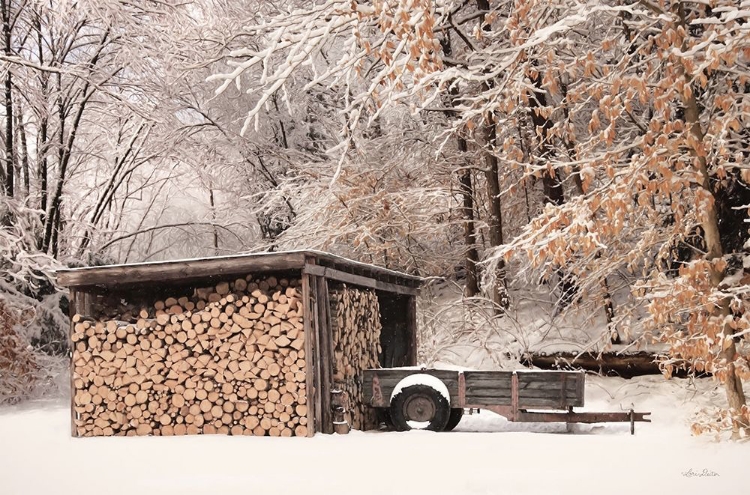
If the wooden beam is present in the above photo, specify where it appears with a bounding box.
[312,251,422,284]
[316,276,334,434]
[406,295,418,365]
[56,252,308,288]
[302,270,316,437]
[310,275,323,434]
[69,289,77,438]
[303,264,419,296]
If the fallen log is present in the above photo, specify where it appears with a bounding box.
[521,351,707,378]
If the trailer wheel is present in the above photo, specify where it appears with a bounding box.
[390,385,450,431]
[443,408,464,431]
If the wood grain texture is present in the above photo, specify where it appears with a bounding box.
[406,296,418,365]
[365,369,584,409]
[316,276,334,434]
[57,251,422,290]
[58,252,308,288]
[302,271,315,437]
[303,264,418,296]
[69,289,78,437]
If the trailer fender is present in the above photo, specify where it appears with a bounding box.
[390,373,451,406]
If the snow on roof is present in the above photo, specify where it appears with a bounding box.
[55,249,423,289]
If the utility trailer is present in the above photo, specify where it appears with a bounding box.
[363,368,650,434]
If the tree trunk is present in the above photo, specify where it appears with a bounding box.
[17,106,29,197]
[482,119,508,312]
[686,103,747,437]
[457,155,480,298]
[602,275,617,343]
[679,3,747,438]
[558,78,616,338]
[1,0,13,198]
[38,116,49,217]
[527,70,563,205]
[527,69,581,314]
[51,201,61,258]
[209,186,219,256]
[476,0,508,313]
[559,78,585,197]
[43,72,67,253]
[35,12,49,219]
[443,34,479,297]
[43,31,109,253]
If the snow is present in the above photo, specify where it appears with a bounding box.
[406,420,430,429]
[390,373,451,404]
[0,376,746,495]
[55,249,422,285]
[419,280,667,367]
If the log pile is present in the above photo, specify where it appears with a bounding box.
[329,285,381,430]
[71,275,308,437]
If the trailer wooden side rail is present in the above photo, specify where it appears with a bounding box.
[363,368,650,434]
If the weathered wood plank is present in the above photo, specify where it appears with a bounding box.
[462,383,579,396]
[310,274,323,434]
[516,381,579,391]
[466,390,577,401]
[464,377,581,390]
[405,296,418,365]
[520,390,581,399]
[314,251,422,287]
[465,397,512,406]
[57,252,308,287]
[316,276,334,434]
[464,372,513,381]
[69,289,77,438]
[303,264,419,296]
[464,371,512,384]
[465,397,582,408]
[302,271,315,436]
[516,371,583,382]
[363,369,460,381]
[363,369,584,410]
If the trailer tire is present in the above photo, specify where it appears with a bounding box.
[389,384,450,432]
[443,408,464,431]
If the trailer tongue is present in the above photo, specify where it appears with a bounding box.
[363,368,651,434]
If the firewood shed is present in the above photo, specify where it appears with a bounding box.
[57,250,422,438]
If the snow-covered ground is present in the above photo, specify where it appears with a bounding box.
[1,282,744,494]
[1,375,745,495]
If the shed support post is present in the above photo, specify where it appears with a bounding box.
[406,295,418,365]
[69,289,77,438]
[302,266,317,436]
[316,276,334,433]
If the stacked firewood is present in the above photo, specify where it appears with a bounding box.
[329,285,382,430]
[71,275,308,437]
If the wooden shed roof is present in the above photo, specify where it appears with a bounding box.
[56,250,423,294]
